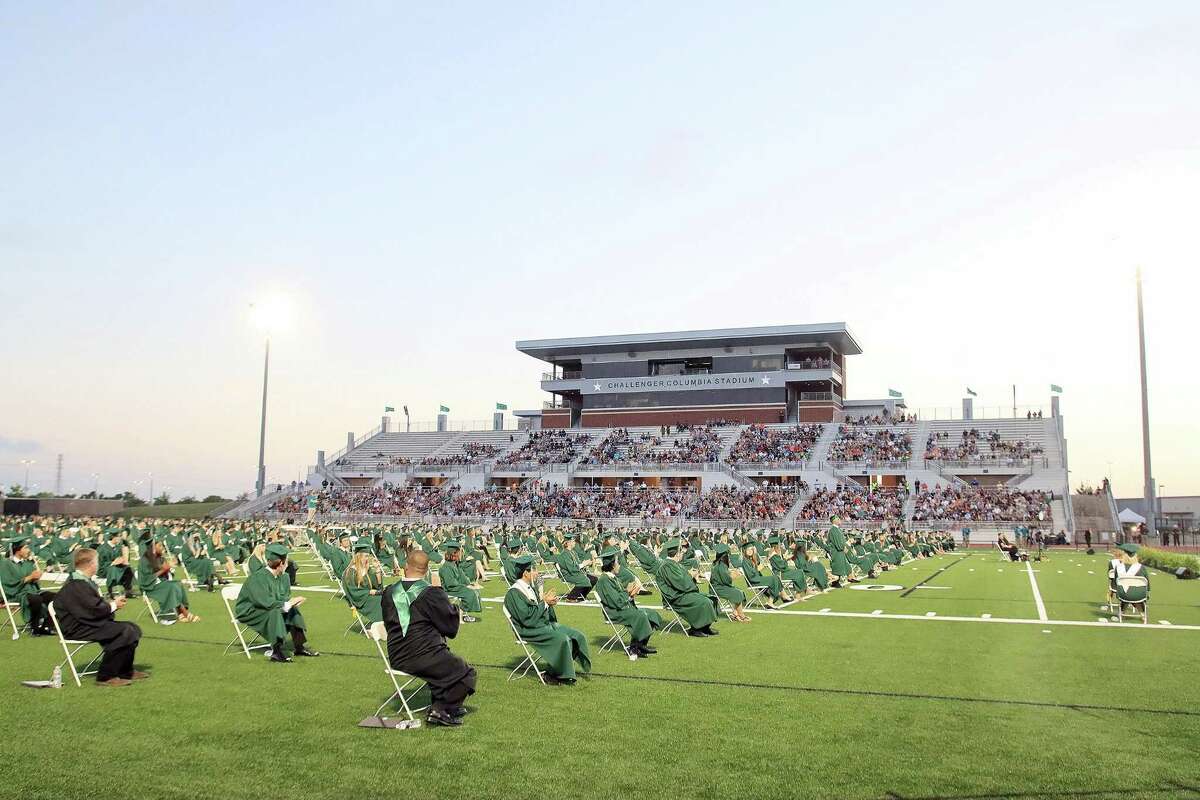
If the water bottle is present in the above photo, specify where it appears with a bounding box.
[51,666,62,689]
[628,652,638,661]
[393,719,421,730]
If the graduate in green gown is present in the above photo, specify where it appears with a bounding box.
[503,555,591,683]
[556,534,596,602]
[235,543,319,662]
[825,516,853,586]
[595,547,660,655]
[182,532,217,591]
[654,539,719,637]
[740,541,791,605]
[137,538,198,623]
[707,543,751,622]
[0,538,56,635]
[342,540,385,625]
[438,541,482,620]
[768,540,812,598]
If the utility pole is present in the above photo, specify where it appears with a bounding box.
[1136,268,1156,543]
[256,336,270,497]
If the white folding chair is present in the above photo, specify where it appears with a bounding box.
[738,571,774,610]
[220,585,270,658]
[707,584,739,622]
[503,607,549,684]
[1115,576,1150,624]
[47,602,101,687]
[598,602,635,657]
[136,587,178,626]
[368,622,429,722]
[0,580,29,640]
[657,594,690,636]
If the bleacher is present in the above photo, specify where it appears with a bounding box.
[923,418,1060,468]
[418,430,530,466]
[331,431,459,472]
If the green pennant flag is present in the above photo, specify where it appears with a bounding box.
[1050,384,1063,393]
[384,406,395,412]
[888,388,902,398]
[966,387,977,397]
[439,405,450,413]
[496,402,508,411]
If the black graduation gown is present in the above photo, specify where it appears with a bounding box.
[380,580,473,692]
[52,577,140,647]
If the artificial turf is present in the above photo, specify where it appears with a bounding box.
[3,548,1199,800]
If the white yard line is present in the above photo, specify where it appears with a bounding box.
[477,596,1199,632]
[1026,561,1048,622]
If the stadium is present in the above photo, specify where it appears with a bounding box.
[4,7,1200,800]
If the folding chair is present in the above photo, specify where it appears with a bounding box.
[0,580,29,640]
[1115,576,1150,624]
[367,622,429,722]
[657,594,690,636]
[47,603,102,687]
[503,607,549,684]
[597,602,636,658]
[220,585,270,659]
[136,589,178,626]
[994,541,1010,562]
[738,573,774,610]
[706,584,739,622]
[342,586,369,638]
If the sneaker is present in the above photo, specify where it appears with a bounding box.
[462,615,478,623]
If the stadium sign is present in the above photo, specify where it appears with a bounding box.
[546,370,806,395]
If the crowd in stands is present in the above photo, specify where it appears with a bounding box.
[1076,478,1111,495]
[271,485,451,515]
[828,426,912,462]
[844,412,917,425]
[694,484,802,520]
[581,428,662,466]
[911,488,1052,522]
[796,485,908,522]
[441,481,697,519]
[924,430,1044,462]
[494,430,591,467]
[729,424,822,463]
[419,442,503,466]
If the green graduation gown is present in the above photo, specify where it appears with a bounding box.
[595,572,661,641]
[503,583,591,680]
[654,558,718,629]
[235,565,306,650]
[438,560,482,613]
[826,525,851,578]
[708,560,746,606]
[137,553,189,612]
[342,565,385,624]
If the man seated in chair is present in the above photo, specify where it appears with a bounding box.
[595,547,660,657]
[1,538,57,636]
[52,548,148,687]
[504,555,591,684]
[235,543,319,663]
[556,534,596,602]
[654,539,719,637]
[382,550,476,727]
[437,541,482,622]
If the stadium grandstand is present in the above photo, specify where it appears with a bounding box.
[223,323,1086,542]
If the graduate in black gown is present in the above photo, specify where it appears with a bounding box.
[52,548,148,686]
[381,549,477,727]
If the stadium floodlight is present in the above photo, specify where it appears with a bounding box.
[248,298,289,497]
[20,459,34,490]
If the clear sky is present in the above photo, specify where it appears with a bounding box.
[2,2,1197,500]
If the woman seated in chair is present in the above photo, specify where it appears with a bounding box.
[182,532,218,592]
[595,548,660,655]
[709,543,750,622]
[343,540,386,625]
[739,542,792,607]
[504,556,591,683]
[996,532,1024,562]
[138,539,199,623]
[768,540,813,599]
[210,530,239,577]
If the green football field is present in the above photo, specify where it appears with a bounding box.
[4,547,1200,800]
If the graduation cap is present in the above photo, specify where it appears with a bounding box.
[715,543,731,556]
[1118,543,1140,556]
[353,540,374,553]
[265,543,289,559]
[767,536,780,545]
[600,547,621,568]
[561,533,576,541]
[7,537,28,555]
[511,555,535,575]
[441,540,462,552]
[663,538,681,555]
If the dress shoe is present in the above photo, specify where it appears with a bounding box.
[97,677,132,687]
[295,647,320,657]
[269,649,293,663]
[426,709,463,727]
[129,671,151,681]
[638,644,657,654]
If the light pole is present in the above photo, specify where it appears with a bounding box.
[20,459,34,490]
[1135,268,1156,543]
[92,473,100,497]
[148,473,154,505]
[256,334,269,497]
[250,299,289,498]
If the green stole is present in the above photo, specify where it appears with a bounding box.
[389,579,430,635]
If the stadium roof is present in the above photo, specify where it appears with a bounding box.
[516,322,862,362]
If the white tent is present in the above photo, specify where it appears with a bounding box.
[1118,507,1146,524]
